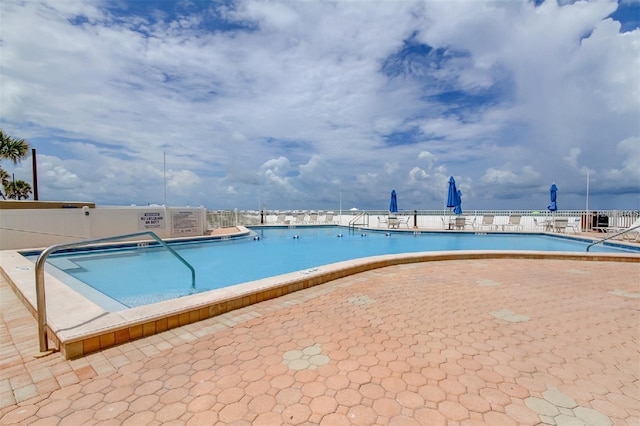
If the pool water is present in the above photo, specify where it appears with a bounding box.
[30,227,636,309]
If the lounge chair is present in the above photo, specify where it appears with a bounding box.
[324,213,334,224]
[504,215,523,231]
[466,217,477,230]
[480,215,496,231]
[621,218,640,241]
[378,216,388,227]
[276,213,287,224]
[308,213,318,224]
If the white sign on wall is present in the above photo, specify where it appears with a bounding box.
[172,211,200,235]
[139,211,165,229]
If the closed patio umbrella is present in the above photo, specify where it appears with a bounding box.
[548,183,558,212]
[453,189,462,215]
[446,177,458,210]
[445,177,458,229]
[389,189,398,213]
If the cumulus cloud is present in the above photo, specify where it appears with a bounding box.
[563,148,581,168]
[418,151,437,169]
[0,0,637,210]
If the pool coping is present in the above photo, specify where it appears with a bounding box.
[1,231,639,359]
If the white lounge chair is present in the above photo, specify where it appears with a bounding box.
[504,215,523,231]
[466,217,477,230]
[480,215,496,231]
[621,218,640,242]
[378,216,388,227]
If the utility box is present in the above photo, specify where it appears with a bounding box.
[592,214,609,231]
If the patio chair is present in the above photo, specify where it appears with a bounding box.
[324,213,334,224]
[534,217,554,231]
[398,216,411,228]
[378,216,388,227]
[480,215,496,231]
[308,213,318,224]
[567,217,581,234]
[454,216,466,230]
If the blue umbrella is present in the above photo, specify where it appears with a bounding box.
[389,189,398,213]
[453,189,462,215]
[548,183,558,212]
[446,176,458,209]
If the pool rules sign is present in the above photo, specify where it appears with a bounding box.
[139,211,165,229]
[171,211,200,235]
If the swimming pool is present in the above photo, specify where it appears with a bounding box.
[25,226,637,310]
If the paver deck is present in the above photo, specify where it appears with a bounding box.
[1,258,639,425]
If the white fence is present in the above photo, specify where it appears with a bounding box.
[207,209,639,232]
[1,205,637,251]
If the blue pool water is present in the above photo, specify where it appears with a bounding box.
[28,227,637,309]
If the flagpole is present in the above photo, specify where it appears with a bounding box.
[585,170,590,231]
[339,187,342,226]
[163,151,167,206]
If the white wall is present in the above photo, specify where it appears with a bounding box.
[0,206,207,250]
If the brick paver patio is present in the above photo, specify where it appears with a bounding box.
[1,258,639,425]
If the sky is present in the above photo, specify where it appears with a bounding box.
[1,0,639,212]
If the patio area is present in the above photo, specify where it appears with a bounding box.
[1,257,639,425]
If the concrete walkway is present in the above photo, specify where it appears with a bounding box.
[1,258,639,425]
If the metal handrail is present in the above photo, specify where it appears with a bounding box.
[34,231,196,354]
[349,212,369,231]
[586,224,640,252]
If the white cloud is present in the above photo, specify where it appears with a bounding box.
[409,166,429,182]
[418,151,437,169]
[0,0,637,210]
[563,148,581,168]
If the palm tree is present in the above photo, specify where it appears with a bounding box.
[5,180,32,200]
[0,129,31,200]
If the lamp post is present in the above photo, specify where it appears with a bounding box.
[32,148,39,200]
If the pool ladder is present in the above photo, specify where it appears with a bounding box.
[34,231,196,355]
[349,212,369,231]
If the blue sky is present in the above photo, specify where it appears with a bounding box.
[1,0,638,211]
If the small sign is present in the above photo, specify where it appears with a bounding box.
[172,211,200,234]
[139,211,165,229]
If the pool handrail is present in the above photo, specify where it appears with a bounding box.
[349,211,369,231]
[34,231,196,354]
[586,223,640,252]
